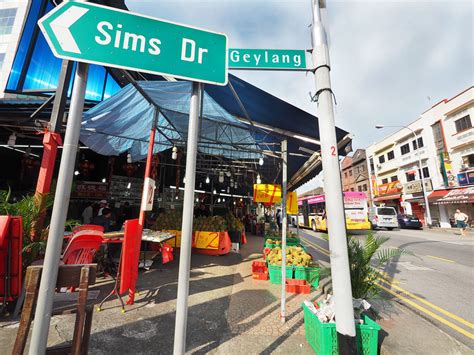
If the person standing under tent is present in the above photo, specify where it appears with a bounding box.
[97,200,108,216]
[81,202,94,224]
[276,208,282,232]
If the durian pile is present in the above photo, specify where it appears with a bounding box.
[225,213,243,232]
[193,215,228,232]
[267,246,313,267]
[266,238,282,246]
[152,210,183,231]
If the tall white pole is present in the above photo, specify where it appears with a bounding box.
[29,62,89,354]
[409,129,432,226]
[311,0,356,350]
[280,139,288,323]
[173,82,202,355]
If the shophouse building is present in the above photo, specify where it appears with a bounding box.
[366,86,473,227]
[341,149,371,204]
[341,155,354,192]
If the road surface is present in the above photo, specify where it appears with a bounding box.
[294,227,474,349]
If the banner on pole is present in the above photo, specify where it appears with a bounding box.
[141,177,156,211]
[253,184,282,203]
[286,191,298,215]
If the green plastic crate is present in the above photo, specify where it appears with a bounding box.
[302,303,380,355]
[294,266,320,288]
[268,264,294,284]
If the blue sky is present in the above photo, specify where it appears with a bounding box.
[126,0,473,192]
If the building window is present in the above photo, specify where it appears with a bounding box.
[455,115,472,133]
[381,178,388,184]
[350,188,355,192]
[344,172,348,178]
[406,173,415,182]
[378,155,385,164]
[0,8,17,36]
[421,167,430,178]
[462,154,474,168]
[369,157,374,174]
[432,121,446,154]
[363,184,368,191]
[413,137,424,150]
[400,143,410,155]
[391,175,398,182]
[387,150,395,160]
[359,165,365,172]
[0,52,5,70]
[349,170,353,176]
[358,185,362,192]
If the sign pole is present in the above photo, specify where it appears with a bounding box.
[280,139,288,323]
[173,82,203,355]
[28,62,89,354]
[311,0,356,351]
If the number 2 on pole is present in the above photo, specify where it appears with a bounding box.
[330,146,336,156]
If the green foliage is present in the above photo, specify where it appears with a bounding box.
[322,231,414,300]
[1,190,52,265]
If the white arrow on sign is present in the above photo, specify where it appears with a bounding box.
[49,5,88,54]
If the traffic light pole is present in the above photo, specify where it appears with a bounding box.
[311,1,356,352]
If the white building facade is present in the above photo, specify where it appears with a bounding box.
[366,87,474,227]
[0,0,29,97]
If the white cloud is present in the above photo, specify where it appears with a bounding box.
[126,0,473,194]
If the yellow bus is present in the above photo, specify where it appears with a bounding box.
[294,192,371,232]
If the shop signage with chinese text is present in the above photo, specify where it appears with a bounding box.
[404,179,433,194]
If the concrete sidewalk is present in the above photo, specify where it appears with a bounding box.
[0,235,319,354]
[1,233,471,354]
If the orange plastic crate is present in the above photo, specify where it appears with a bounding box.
[252,261,267,273]
[286,279,310,294]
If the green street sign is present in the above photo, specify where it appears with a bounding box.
[228,49,307,70]
[39,2,228,85]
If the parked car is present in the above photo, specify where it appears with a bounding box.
[397,214,423,229]
[368,206,398,230]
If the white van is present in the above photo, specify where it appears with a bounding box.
[368,206,398,230]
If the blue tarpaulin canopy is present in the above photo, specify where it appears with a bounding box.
[81,81,263,162]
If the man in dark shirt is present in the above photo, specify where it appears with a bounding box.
[92,208,113,232]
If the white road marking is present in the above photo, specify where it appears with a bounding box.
[397,261,433,271]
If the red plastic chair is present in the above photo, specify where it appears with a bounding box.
[71,225,104,237]
[62,234,103,265]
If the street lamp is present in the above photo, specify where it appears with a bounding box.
[375,124,432,226]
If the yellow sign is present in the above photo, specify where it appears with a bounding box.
[253,184,282,203]
[194,231,220,250]
[286,192,298,214]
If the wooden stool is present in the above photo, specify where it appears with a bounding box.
[13,264,98,355]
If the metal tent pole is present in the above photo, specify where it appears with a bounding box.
[311,0,356,352]
[173,82,202,355]
[280,139,288,323]
[139,109,158,226]
[28,62,89,354]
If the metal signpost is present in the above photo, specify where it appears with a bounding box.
[29,61,90,354]
[311,0,356,351]
[173,82,203,354]
[39,1,228,85]
[228,48,308,70]
[280,139,288,322]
